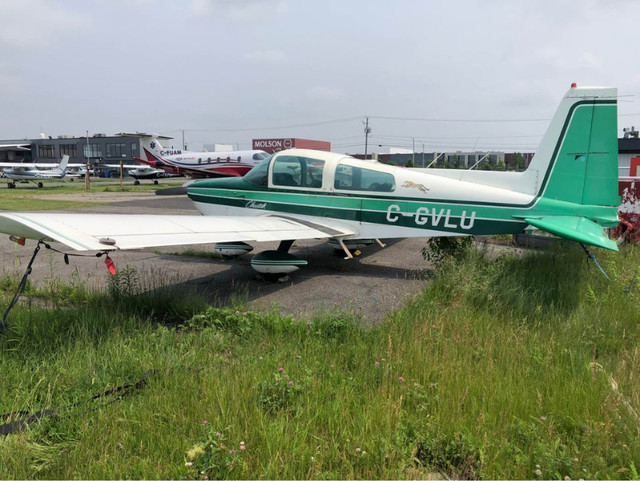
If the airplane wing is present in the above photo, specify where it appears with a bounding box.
[0,162,82,168]
[0,144,30,152]
[98,164,148,169]
[523,216,618,251]
[0,213,357,251]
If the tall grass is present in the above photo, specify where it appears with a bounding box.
[0,244,639,479]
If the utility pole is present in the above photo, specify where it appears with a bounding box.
[85,130,90,191]
[363,117,371,160]
[412,137,415,166]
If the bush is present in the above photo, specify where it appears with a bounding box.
[422,236,474,268]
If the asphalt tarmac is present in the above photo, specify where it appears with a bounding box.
[0,191,431,325]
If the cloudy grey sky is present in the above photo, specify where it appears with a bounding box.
[1,0,639,153]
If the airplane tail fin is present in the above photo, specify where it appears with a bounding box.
[137,134,167,163]
[143,147,164,164]
[58,155,69,176]
[520,85,620,251]
[530,84,619,208]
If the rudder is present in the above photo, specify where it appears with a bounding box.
[535,85,619,207]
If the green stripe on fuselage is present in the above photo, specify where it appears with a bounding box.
[189,182,617,236]
[188,188,526,235]
[188,98,619,237]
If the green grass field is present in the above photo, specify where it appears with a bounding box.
[0,244,639,479]
[0,180,184,211]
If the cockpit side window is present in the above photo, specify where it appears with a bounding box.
[334,164,395,192]
[272,155,324,188]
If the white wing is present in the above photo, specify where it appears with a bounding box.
[98,164,149,169]
[0,213,356,251]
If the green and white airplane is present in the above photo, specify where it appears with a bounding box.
[0,84,620,277]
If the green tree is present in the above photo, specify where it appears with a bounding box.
[511,152,526,171]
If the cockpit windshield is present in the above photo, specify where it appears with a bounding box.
[244,157,270,186]
[252,152,270,161]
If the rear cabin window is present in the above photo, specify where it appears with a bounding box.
[334,164,395,192]
[272,155,325,188]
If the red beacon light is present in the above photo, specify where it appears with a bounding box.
[571,82,577,88]
[104,255,116,275]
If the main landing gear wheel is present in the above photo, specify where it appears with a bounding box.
[153,180,159,185]
[134,180,140,185]
[37,182,43,188]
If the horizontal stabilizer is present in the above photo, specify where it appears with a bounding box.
[523,216,618,251]
[0,213,357,251]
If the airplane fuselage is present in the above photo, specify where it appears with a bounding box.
[142,148,271,178]
[186,150,618,242]
[4,168,66,181]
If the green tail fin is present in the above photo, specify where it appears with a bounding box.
[537,86,619,207]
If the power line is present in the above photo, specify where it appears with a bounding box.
[161,116,363,134]
[370,115,551,123]
[370,133,543,141]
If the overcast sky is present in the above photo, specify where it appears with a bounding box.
[1,0,639,153]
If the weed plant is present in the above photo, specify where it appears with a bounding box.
[0,245,639,479]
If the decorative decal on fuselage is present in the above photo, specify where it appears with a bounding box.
[402,181,429,192]
[386,204,476,230]
[246,200,267,209]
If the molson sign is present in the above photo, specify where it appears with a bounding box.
[252,138,294,152]
[252,138,331,153]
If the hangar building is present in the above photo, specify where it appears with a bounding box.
[0,133,167,165]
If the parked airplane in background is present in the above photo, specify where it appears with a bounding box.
[0,85,621,279]
[118,133,270,178]
[129,167,180,185]
[65,166,95,181]
[1,155,70,188]
[98,163,182,185]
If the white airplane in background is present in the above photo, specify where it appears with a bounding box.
[0,85,622,280]
[97,162,182,185]
[118,133,271,178]
[2,155,70,188]
[65,166,94,181]
[127,167,181,185]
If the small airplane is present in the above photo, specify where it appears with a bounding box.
[118,133,271,178]
[129,167,181,185]
[97,163,182,185]
[0,85,621,279]
[65,166,96,181]
[2,155,70,188]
